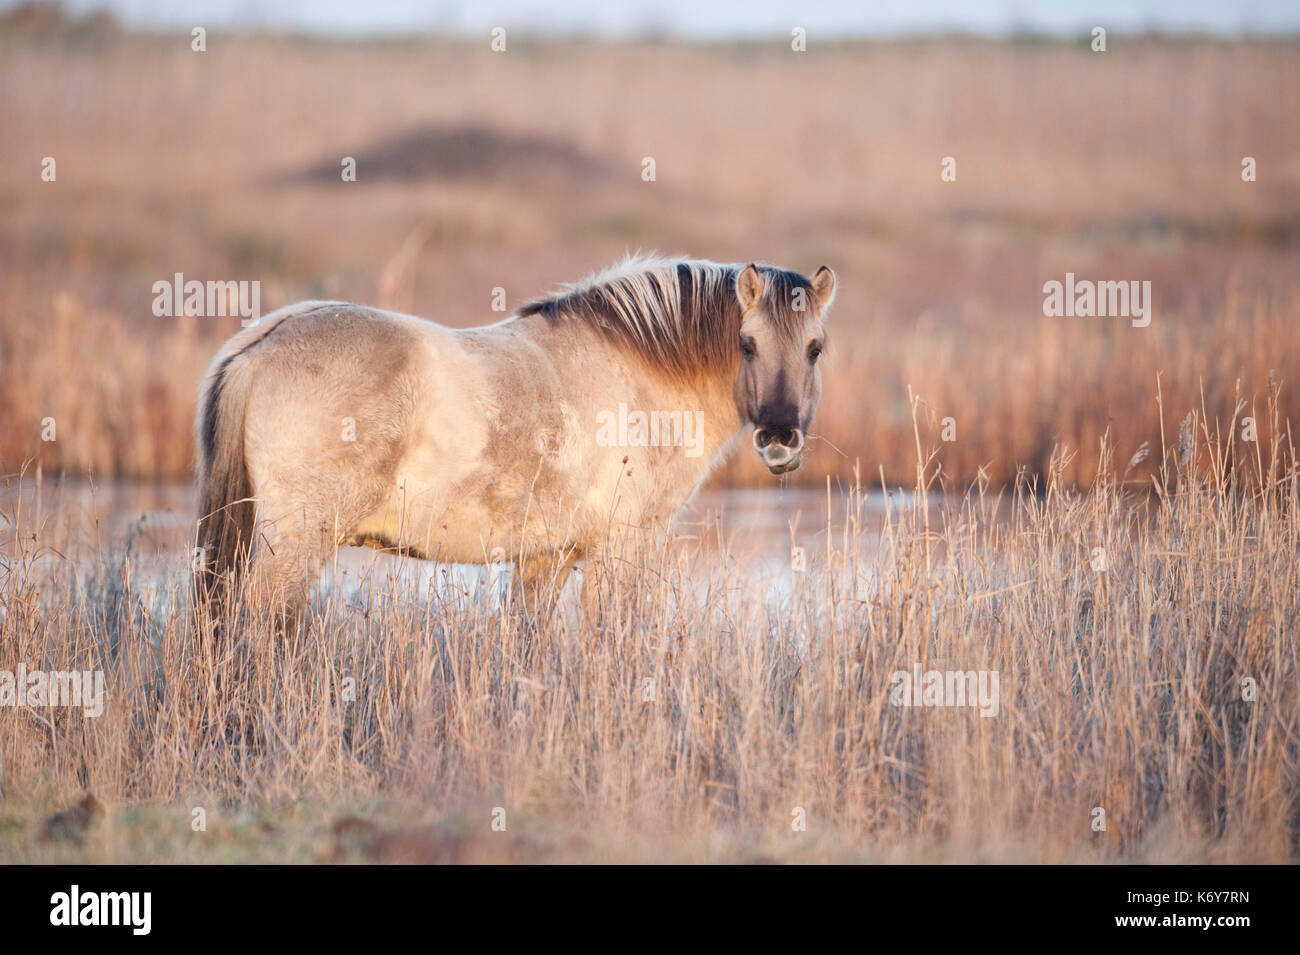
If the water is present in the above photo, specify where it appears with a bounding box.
[50,0,1300,40]
[0,476,925,610]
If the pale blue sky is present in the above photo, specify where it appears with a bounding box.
[29,0,1300,37]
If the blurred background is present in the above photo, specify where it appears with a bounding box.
[1,0,1297,488]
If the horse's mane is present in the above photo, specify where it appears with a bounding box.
[515,253,817,378]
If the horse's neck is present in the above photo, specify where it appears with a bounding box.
[671,361,746,468]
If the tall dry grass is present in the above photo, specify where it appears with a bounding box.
[1,388,1295,862]
[2,25,1298,487]
[1,14,1297,863]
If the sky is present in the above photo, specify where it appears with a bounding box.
[30,0,1300,38]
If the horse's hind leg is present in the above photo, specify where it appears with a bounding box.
[247,496,356,637]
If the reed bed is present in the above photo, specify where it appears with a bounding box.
[2,27,1299,488]
[0,387,1294,863]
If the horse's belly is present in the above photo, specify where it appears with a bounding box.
[350,475,584,564]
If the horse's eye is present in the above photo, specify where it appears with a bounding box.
[741,338,756,361]
[808,344,823,363]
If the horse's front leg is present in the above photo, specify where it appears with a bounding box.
[578,553,605,625]
[576,533,634,626]
[578,525,663,627]
[513,546,582,615]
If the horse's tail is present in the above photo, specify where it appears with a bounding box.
[194,350,256,611]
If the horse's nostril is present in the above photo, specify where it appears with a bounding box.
[754,427,803,454]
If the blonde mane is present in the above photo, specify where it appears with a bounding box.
[516,254,819,377]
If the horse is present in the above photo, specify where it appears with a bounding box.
[194,254,836,621]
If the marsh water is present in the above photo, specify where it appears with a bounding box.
[0,477,949,608]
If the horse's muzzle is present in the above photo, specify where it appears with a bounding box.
[754,427,804,475]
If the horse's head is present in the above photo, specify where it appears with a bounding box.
[732,263,836,475]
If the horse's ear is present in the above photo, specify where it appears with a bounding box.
[735,264,766,310]
[810,266,836,312]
